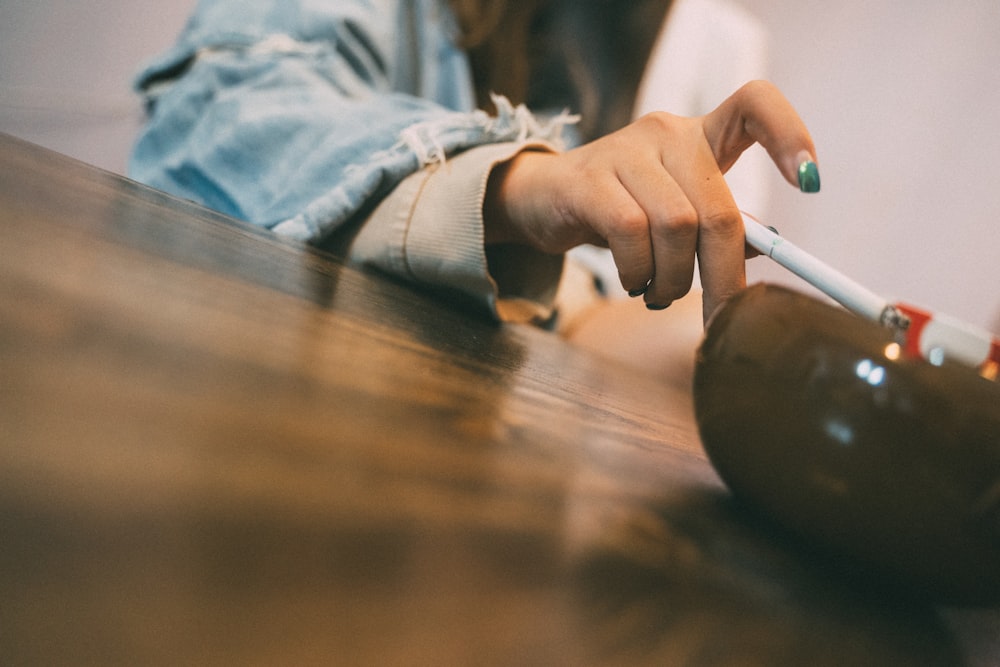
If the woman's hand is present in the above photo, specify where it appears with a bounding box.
[484,80,819,323]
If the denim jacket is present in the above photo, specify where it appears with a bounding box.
[130,0,573,320]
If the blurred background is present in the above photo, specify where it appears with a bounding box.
[2,0,998,333]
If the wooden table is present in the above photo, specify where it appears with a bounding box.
[1,133,997,665]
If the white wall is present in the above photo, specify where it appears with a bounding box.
[0,0,196,173]
[2,0,997,332]
[737,0,1000,333]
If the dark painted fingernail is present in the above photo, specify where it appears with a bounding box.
[646,302,671,311]
[628,286,648,298]
[798,159,821,193]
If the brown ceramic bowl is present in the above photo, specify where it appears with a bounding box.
[693,283,1000,605]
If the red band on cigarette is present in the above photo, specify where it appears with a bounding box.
[896,303,932,359]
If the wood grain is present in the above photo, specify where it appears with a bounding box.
[1,133,995,666]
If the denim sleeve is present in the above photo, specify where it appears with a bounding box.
[128,0,575,244]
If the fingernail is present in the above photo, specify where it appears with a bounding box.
[628,286,648,298]
[646,302,672,311]
[797,154,821,193]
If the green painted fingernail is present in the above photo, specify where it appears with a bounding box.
[798,160,821,193]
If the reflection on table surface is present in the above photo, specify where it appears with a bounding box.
[1,133,997,666]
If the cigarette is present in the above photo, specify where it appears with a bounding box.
[742,212,892,324]
[741,212,1000,372]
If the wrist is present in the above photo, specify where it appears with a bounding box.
[483,149,551,247]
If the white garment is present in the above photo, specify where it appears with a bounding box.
[569,0,771,297]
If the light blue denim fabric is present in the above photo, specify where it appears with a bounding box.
[129,0,574,243]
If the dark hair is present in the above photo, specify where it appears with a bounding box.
[450,0,673,141]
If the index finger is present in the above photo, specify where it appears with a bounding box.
[702,80,819,191]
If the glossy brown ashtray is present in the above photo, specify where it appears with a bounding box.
[693,283,1000,605]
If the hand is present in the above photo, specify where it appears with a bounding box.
[484,80,818,323]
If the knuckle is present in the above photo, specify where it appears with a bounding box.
[634,110,682,136]
[654,205,699,237]
[608,206,649,238]
[698,204,742,235]
[736,79,776,101]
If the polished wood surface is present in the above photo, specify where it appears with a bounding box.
[1,132,997,666]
